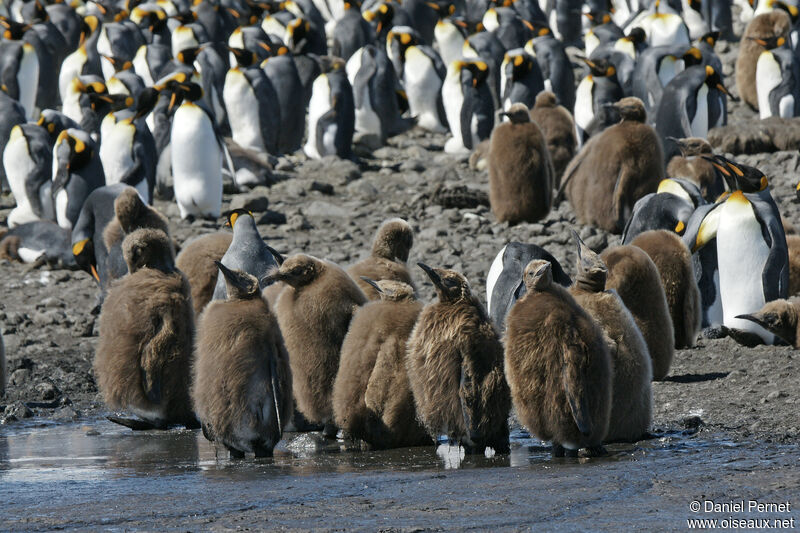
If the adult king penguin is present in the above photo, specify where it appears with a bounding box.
[304,58,355,159]
[442,58,495,154]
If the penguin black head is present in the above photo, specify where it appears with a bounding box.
[261,254,322,288]
[79,15,100,46]
[625,27,646,44]
[775,1,799,23]
[500,103,531,124]
[106,92,136,113]
[37,110,80,140]
[215,261,261,299]
[176,46,203,65]
[582,57,616,78]
[736,300,798,346]
[363,2,394,36]
[100,54,134,74]
[703,65,735,101]
[122,228,176,274]
[134,87,159,118]
[523,259,553,292]
[584,10,613,26]
[611,97,646,122]
[223,208,255,228]
[131,5,168,33]
[286,17,311,53]
[72,238,100,283]
[747,35,787,50]
[388,27,420,55]
[0,17,31,40]
[156,73,203,110]
[682,46,703,67]
[504,52,535,81]
[171,10,198,25]
[699,30,719,47]
[72,77,114,110]
[571,230,607,291]
[54,129,95,174]
[361,277,416,302]
[425,0,455,19]
[418,262,472,302]
[458,59,490,88]
[704,156,769,193]
[22,0,49,24]
[228,46,259,67]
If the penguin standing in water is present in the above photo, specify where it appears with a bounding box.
[52,128,105,230]
[212,209,280,301]
[224,46,280,155]
[500,49,544,110]
[442,58,495,154]
[573,57,623,146]
[304,59,355,160]
[99,90,158,204]
[4,123,53,227]
[160,76,224,219]
[193,263,293,459]
[693,158,789,345]
[406,263,511,454]
[486,242,572,332]
[0,28,39,119]
[654,65,733,160]
[755,38,800,118]
[346,44,413,144]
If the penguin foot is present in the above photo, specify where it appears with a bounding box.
[582,446,608,458]
[551,443,566,457]
[253,445,273,458]
[321,422,338,439]
[183,416,201,430]
[107,415,167,431]
[724,328,765,347]
[227,446,245,459]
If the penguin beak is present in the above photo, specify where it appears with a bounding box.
[215,260,252,292]
[168,91,178,113]
[260,267,283,286]
[360,276,384,294]
[417,262,445,291]
[735,313,769,329]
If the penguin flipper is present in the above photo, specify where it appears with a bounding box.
[140,314,177,406]
[562,346,593,437]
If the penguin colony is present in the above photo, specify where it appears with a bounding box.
[0,0,797,459]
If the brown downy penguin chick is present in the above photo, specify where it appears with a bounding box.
[95,228,197,430]
[488,103,555,225]
[529,91,576,185]
[192,262,293,458]
[630,230,701,349]
[504,259,612,457]
[737,297,800,347]
[332,279,431,449]
[1,332,5,397]
[406,263,511,453]
[560,97,664,233]
[568,232,652,443]
[785,234,800,295]
[736,10,792,110]
[468,139,491,171]
[268,254,367,435]
[347,218,415,300]
[103,187,174,263]
[175,232,233,315]
[665,137,724,201]
[601,244,675,380]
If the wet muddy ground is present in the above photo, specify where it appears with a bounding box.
[2,420,798,531]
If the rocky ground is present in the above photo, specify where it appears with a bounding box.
[1,117,799,445]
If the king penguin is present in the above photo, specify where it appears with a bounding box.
[261,52,306,154]
[212,209,280,301]
[442,58,495,154]
[0,29,40,119]
[573,57,623,146]
[500,48,544,110]
[755,40,800,118]
[52,128,105,230]
[524,33,576,112]
[486,242,572,332]
[304,58,356,160]
[397,40,448,133]
[224,46,281,155]
[4,123,53,227]
[736,10,791,111]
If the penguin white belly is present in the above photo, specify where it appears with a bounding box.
[614,39,636,59]
[18,44,39,120]
[544,79,553,93]
[322,123,338,155]
[224,71,265,152]
[100,122,136,185]
[647,15,690,47]
[55,188,71,229]
[62,92,84,125]
[682,5,708,39]
[574,76,594,142]
[17,248,45,263]
[779,94,795,118]
[404,48,446,133]
[304,75,330,160]
[346,49,382,137]
[707,269,724,326]
[657,56,679,87]
[59,50,86,104]
[690,83,709,137]
[100,56,116,81]
[442,70,466,153]
[716,200,774,343]
[171,103,222,219]
[133,46,154,86]
[4,129,37,227]
[435,27,464,69]
[756,51,783,119]
[485,244,507,314]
